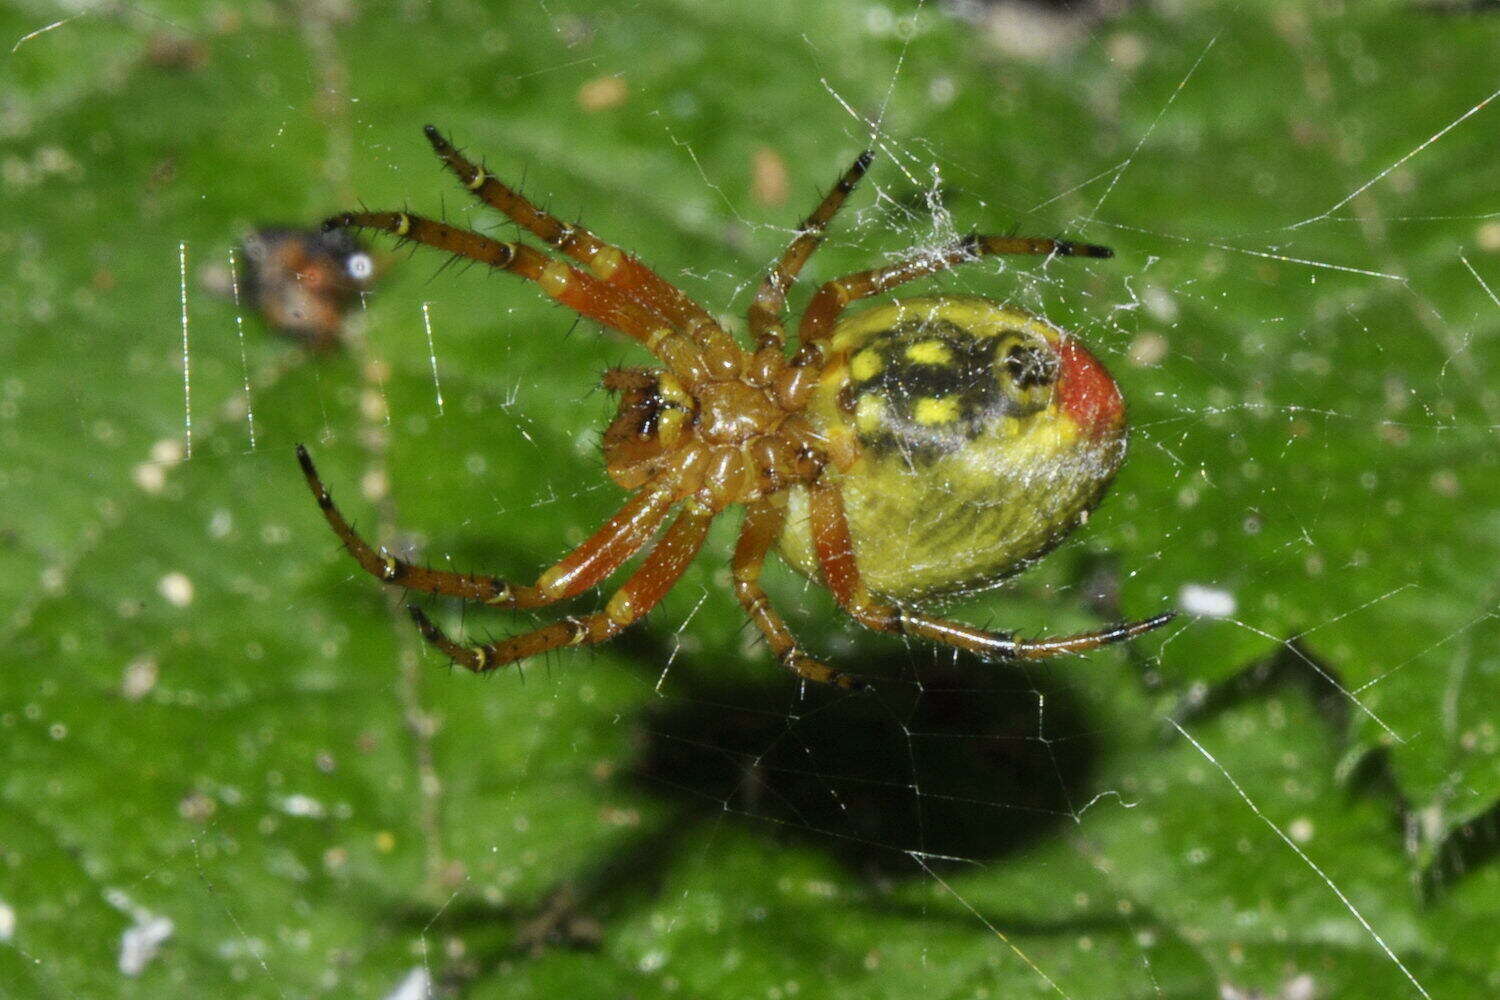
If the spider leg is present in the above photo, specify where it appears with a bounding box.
[409,500,716,672]
[807,478,1174,661]
[796,234,1113,354]
[297,445,678,607]
[325,210,735,387]
[747,150,874,350]
[732,495,860,690]
[325,211,664,345]
[422,126,718,335]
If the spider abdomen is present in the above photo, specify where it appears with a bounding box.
[777,297,1127,601]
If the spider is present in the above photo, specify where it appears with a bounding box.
[298,126,1174,690]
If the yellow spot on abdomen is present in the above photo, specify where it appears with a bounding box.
[1003,409,1082,460]
[850,348,884,381]
[854,393,886,434]
[912,396,960,426]
[905,340,952,365]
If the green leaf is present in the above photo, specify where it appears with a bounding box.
[2,1,1495,997]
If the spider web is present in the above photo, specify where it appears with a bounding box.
[1,1,1498,998]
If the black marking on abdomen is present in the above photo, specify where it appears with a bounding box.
[845,318,1040,462]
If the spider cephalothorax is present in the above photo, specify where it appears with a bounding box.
[298,125,1172,689]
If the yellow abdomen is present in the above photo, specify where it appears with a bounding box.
[777,297,1127,601]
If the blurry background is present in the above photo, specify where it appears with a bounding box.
[1,0,1497,996]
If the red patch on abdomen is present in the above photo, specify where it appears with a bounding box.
[1056,336,1125,438]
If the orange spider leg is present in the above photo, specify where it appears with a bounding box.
[325,210,726,386]
[422,126,742,373]
[796,234,1113,358]
[298,444,678,607]
[747,150,874,350]
[732,495,859,690]
[410,500,717,673]
[807,478,1174,662]
[326,211,658,341]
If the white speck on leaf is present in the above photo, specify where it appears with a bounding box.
[118,910,173,976]
[383,966,433,1000]
[277,793,326,819]
[1178,583,1237,618]
[158,572,194,607]
[121,655,159,701]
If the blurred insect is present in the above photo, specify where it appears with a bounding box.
[227,226,375,350]
[299,126,1173,688]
